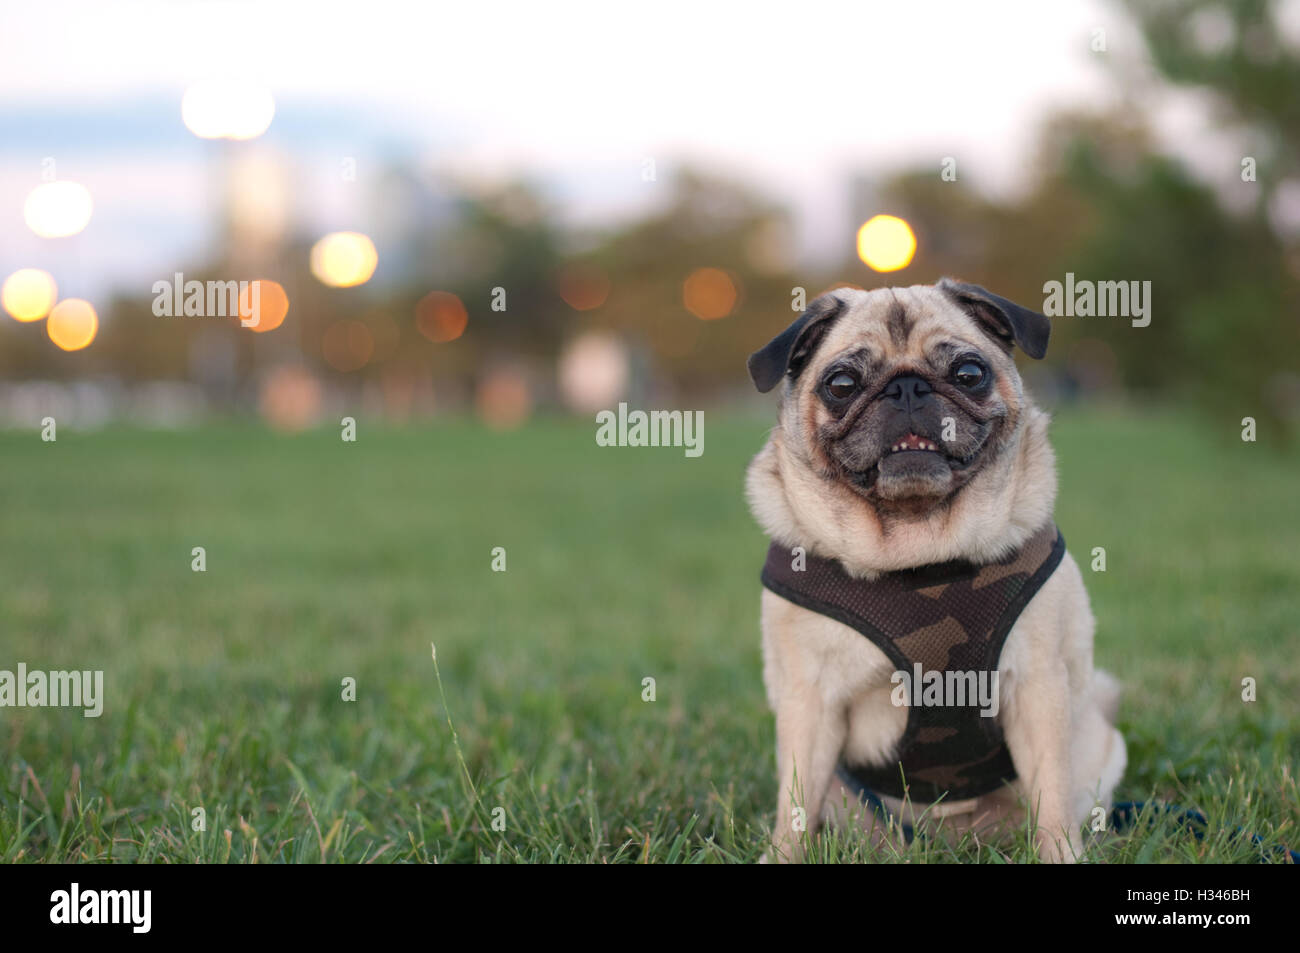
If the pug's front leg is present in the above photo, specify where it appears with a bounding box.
[1004,659,1081,863]
[769,690,847,863]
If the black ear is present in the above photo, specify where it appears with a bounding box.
[747,292,847,393]
[937,278,1050,359]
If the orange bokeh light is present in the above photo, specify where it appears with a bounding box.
[476,368,532,430]
[682,267,738,320]
[259,365,322,432]
[557,264,611,311]
[321,320,375,372]
[238,280,289,332]
[46,298,98,351]
[415,291,468,343]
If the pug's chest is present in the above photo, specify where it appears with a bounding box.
[765,603,1021,798]
[760,524,1065,800]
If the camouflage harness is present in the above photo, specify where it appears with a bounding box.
[760,522,1066,803]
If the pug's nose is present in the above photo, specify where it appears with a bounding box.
[883,374,933,412]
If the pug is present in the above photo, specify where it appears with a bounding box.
[745,279,1126,863]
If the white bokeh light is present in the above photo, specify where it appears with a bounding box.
[558,332,629,414]
[182,80,275,140]
[24,181,93,238]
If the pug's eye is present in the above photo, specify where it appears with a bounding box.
[952,361,986,388]
[824,371,859,400]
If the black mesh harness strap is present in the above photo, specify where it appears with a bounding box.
[760,522,1066,803]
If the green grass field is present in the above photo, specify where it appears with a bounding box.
[1,407,1296,863]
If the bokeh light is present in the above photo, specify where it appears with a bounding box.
[321,320,375,372]
[237,280,290,333]
[46,299,98,351]
[682,267,738,320]
[476,366,532,430]
[228,152,290,243]
[2,269,58,322]
[556,263,611,310]
[24,181,93,238]
[181,80,275,140]
[259,366,322,431]
[415,291,468,343]
[857,215,916,272]
[558,332,628,413]
[310,232,379,288]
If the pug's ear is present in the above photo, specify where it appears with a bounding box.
[747,292,848,393]
[937,278,1051,359]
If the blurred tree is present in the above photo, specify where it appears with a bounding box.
[863,98,1296,434]
[1124,0,1300,210]
[1107,0,1300,430]
[1055,118,1293,409]
[585,168,799,400]
[10,4,1295,430]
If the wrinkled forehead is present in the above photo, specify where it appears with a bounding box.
[813,285,992,370]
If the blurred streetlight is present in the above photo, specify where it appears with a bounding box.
[415,291,468,342]
[2,269,58,322]
[181,80,275,140]
[321,320,375,371]
[557,264,611,311]
[683,267,738,320]
[857,215,916,272]
[310,232,379,288]
[237,280,290,332]
[259,365,322,431]
[558,332,628,413]
[476,365,532,430]
[46,299,98,351]
[24,182,93,238]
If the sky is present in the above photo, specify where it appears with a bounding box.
[0,0,1256,301]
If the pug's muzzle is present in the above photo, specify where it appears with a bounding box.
[832,372,993,502]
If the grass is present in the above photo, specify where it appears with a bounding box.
[0,406,1296,863]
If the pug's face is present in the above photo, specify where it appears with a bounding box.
[749,279,1051,517]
